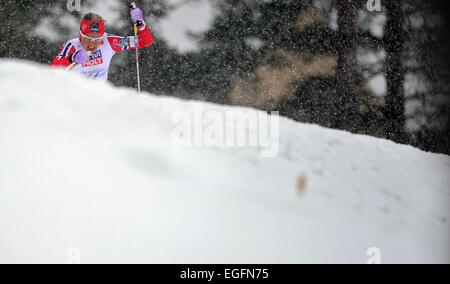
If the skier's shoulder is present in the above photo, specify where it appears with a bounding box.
[55,38,80,59]
[105,33,130,51]
[61,38,82,50]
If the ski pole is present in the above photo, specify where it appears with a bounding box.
[130,2,141,95]
[66,62,78,71]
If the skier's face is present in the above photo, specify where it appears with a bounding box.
[80,32,104,52]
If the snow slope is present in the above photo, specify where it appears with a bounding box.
[0,60,449,264]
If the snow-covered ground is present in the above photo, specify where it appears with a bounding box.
[0,60,449,264]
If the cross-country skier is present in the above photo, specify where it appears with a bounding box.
[51,6,154,81]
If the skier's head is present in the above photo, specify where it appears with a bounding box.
[79,13,105,52]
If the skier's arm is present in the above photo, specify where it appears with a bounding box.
[107,22,155,53]
[135,22,154,48]
[51,42,77,67]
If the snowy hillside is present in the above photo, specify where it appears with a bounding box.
[0,60,449,264]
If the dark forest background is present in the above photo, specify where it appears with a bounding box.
[1,0,449,154]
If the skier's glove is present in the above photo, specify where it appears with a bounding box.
[72,50,89,65]
[130,7,144,22]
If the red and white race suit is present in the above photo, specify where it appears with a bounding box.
[51,23,154,81]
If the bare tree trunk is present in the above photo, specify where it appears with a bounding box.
[384,0,406,142]
[336,0,358,130]
[337,0,358,93]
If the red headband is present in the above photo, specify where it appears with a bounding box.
[80,20,105,35]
